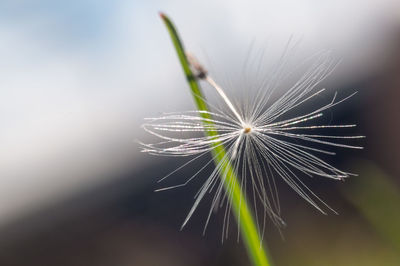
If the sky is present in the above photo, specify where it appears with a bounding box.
[0,0,399,226]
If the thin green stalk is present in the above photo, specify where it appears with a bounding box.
[160,12,271,266]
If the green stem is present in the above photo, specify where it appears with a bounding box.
[160,13,271,266]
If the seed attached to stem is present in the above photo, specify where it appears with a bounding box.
[142,47,364,235]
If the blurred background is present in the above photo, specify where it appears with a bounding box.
[1,0,400,265]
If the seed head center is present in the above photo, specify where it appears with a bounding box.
[243,126,252,134]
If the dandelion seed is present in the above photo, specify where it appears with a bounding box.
[141,46,364,237]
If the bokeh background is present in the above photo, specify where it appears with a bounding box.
[1,0,400,265]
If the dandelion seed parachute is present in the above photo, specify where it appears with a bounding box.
[141,48,364,237]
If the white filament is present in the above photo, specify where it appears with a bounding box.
[141,49,364,238]
[205,75,246,127]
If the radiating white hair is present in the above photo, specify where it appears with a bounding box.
[141,46,364,239]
